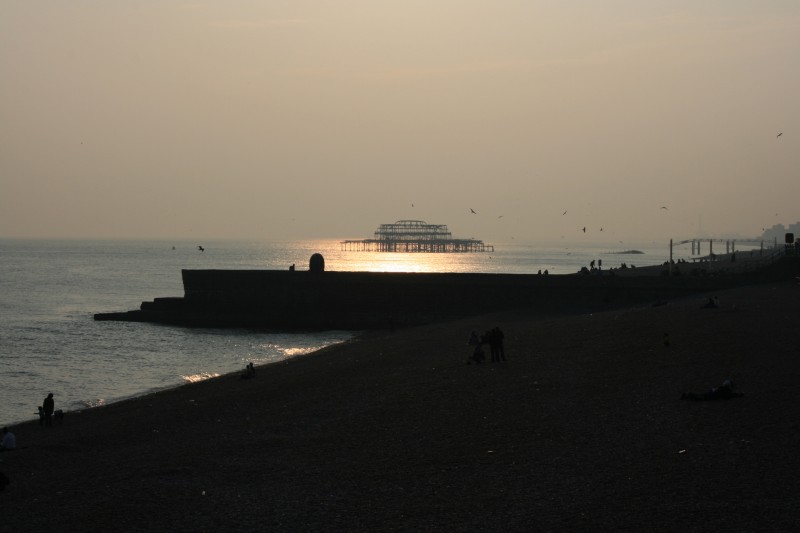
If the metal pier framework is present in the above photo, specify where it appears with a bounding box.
[341,220,493,253]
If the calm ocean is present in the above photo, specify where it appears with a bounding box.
[1,237,684,426]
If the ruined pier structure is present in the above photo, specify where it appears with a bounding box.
[341,220,493,253]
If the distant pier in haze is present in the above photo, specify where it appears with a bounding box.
[341,220,494,253]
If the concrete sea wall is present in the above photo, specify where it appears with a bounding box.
[92,265,786,330]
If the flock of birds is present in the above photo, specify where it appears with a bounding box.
[458,204,671,238]
[435,131,789,240]
[192,132,784,252]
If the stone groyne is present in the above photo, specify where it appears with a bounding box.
[92,259,797,330]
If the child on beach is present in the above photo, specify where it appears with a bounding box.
[468,344,485,364]
[467,331,485,364]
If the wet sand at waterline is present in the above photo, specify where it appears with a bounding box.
[2,280,799,531]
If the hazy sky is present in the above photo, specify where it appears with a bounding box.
[2,1,798,243]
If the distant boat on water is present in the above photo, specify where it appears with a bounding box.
[341,220,493,253]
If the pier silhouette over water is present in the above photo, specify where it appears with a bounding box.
[341,220,493,253]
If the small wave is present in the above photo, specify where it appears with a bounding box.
[283,347,319,357]
[181,372,220,383]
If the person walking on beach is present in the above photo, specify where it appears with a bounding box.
[43,393,55,427]
[489,327,506,362]
[488,328,500,362]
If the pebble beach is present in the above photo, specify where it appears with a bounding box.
[2,279,799,531]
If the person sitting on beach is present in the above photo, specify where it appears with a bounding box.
[1,427,16,451]
[681,379,743,401]
[241,362,256,379]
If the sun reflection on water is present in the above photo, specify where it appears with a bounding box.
[326,249,492,274]
[283,347,320,357]
[182,372,221,383]
[290,239,687,275]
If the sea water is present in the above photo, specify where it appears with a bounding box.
[0,237,689,425]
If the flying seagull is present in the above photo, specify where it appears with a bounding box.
[470,208,476,214]
[562,210,567,215]
[777,132,783,138]
[582,227,586,233]
[660,206,668,210]
[198,246,205,252]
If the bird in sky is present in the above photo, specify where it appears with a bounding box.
[198,246,205,252]
[582,227,586,233]
[660,206,668,210]
[470,208,476,214]
[777,132,783,138]
[562,210,567,215]
[498,215,504,218]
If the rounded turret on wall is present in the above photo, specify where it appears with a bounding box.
[309,253,325,272]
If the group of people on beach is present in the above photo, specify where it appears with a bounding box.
[241,362,256,379]
[0,393,56,458]
[467,327,505,364]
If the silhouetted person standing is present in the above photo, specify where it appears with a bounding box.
[43,393,54,427]
[496,327,506,361]
[487,330,499,362]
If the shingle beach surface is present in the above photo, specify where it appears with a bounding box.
[2,281,799,531]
